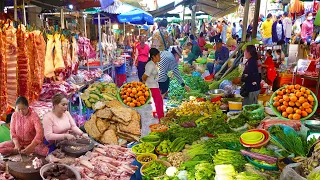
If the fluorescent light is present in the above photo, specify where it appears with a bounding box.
[112,24,119,29]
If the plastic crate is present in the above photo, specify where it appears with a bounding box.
[116,74,127,87]
[116,64,126,74]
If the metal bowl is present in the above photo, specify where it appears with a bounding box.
[208,89,225,98]
[304,120,320,131]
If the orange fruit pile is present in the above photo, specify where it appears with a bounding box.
[120,82,150,108]
[272,85,315,120]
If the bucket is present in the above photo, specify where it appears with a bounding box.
[228,101,242,111]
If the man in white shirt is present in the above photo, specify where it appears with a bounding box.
[282,12,292,44]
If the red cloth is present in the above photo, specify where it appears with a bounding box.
[264,56,276,84]
[136,44,150,62]
[197,37,206,52]
[150,88,164,122]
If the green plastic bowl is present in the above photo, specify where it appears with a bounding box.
[117,82,152,109]
[246,156,279,171]
[131,142,155,155]
[269,86,318,120]
[140,135,161,146]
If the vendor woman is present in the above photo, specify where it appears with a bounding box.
[43,93,88,151]
[0,97,49,156]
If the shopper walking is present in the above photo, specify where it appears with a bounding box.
[151,19,173,51]
[272,15,285,45]
[159,46,190,98]
[232,22,237,37]
[282,12,292,44]
[142,48,164,121]
[301,12,314,45]
[221,20,228,43]
[241,45,261,106]
[261,14,273,45]
[134,36,150,82]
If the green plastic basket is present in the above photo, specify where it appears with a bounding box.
[246,156,279,171]
[269,86,318,120]
[117,82,152,109]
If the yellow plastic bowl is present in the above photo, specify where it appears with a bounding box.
[136,153,158,165]
[228,101,242,111]
[241,132,265,144]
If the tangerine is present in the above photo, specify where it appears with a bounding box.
[307,95,314,102]
[282,112,288,118]
[301,111,308,117]
[298,97,305,104]
[306,108,312,114]
[295,102,301,107]
[302,102,310,109]
[296,92,302,97]
[279,99,285,103]
[301,87,306,93]
[136,102,141,106]
[273,102,280,107]
[277,106,282,111]
[288,114,293,119]
[296,109,302,114]
[132,89,137,94]
[140,100,146,105]
[286,107,294,114]
[293,113,301,120]
[123,100,127,104]
[280,105,287,112]
[290,96,298,102]
[277,90,283,95]
[283,95,290,102]
[127,88,132,93]
[139,96,146,101]
[295,84,301,90]
[306,90,311,95]
[129,103,136,107]
[283,101,289,106]
[127,97,132,102]
[130,93,135,97]
[289,101,295,107]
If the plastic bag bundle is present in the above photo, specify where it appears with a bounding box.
[243,104,265,120]
[280,163,306,180]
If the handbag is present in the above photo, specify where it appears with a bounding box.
[240,84,249,97]
[159,30,168,51]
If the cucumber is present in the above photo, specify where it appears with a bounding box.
[170,137,183,149]
[174,140,188,152]
[141,135,160,142]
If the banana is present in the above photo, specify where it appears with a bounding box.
[84,100,92,108]
[89,93,100,100]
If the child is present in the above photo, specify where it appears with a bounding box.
[262,49,277,86]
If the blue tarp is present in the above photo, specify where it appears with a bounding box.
[117,8,154,25]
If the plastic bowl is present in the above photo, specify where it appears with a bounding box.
[149,124,168,132]
[131,143,155,155]
[228,101,243,111]
[140,160,171,178]
[117,82,152,109]
[240,129,270,148]
[136,153,158,165]
[240,132,265,144]
[269,86,318,120]
[140,135,161,146]
[155,147,169,156]
[245,156,279,171]
[40,163,81,180]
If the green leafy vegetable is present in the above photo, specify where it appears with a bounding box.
[213,149,247,172]
[228,113,247,128]
[142,161,167,177]
[235,172,267,180]
[194,162,215,180]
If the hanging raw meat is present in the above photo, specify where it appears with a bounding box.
[16,25,30,98]
[4,24,18,108]
[53,34,65,74]
[71,36,79,74]
[0,30,7,114]
[61,36,72,79]
[32,31,46,101]
[44,34,55,78]
[26,31,36,102]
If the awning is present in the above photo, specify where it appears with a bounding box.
[149,0,238,18]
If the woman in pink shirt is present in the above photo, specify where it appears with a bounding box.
[43,93,88,150]
[301,12,314,45]
[0,96,49,156]
[197,32,206,52]
[134,36,150,82]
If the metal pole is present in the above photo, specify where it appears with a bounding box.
[61,8,65,29]
[124,22,126,37]
[252,0,261,39]
[22,0,27,25]
[84,14,87,37]
[182,5,185,25]
[14,0,17,21]
[98,13,103,70]
[241,0,250,41]
[191,5,196,35]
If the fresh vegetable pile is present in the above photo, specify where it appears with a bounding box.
[81,82,118,109]
[142,161,167,177]
[132,142,155,154]
[213,149,247,172]
[209,66,242,89]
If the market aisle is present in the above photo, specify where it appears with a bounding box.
[126,73,158,137]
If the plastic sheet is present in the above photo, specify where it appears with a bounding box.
[280,163,306,180]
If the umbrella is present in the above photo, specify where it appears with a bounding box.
[117,7,154,25]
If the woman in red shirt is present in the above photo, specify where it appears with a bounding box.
[134,36,150,82]
[197,32,206,52]
[262,50,276,85]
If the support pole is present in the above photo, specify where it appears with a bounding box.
[22,0,27,26]
[124,22,126,37]
[241,0,250,41]
[83,14,87,37]
[61,8,65,29]
[191,5,196,35]
[252,0,261,39]
[182,5,185,25]
[98,13,103,70]
[14,0,17,21]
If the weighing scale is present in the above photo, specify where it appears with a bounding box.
[304,120,320,141]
